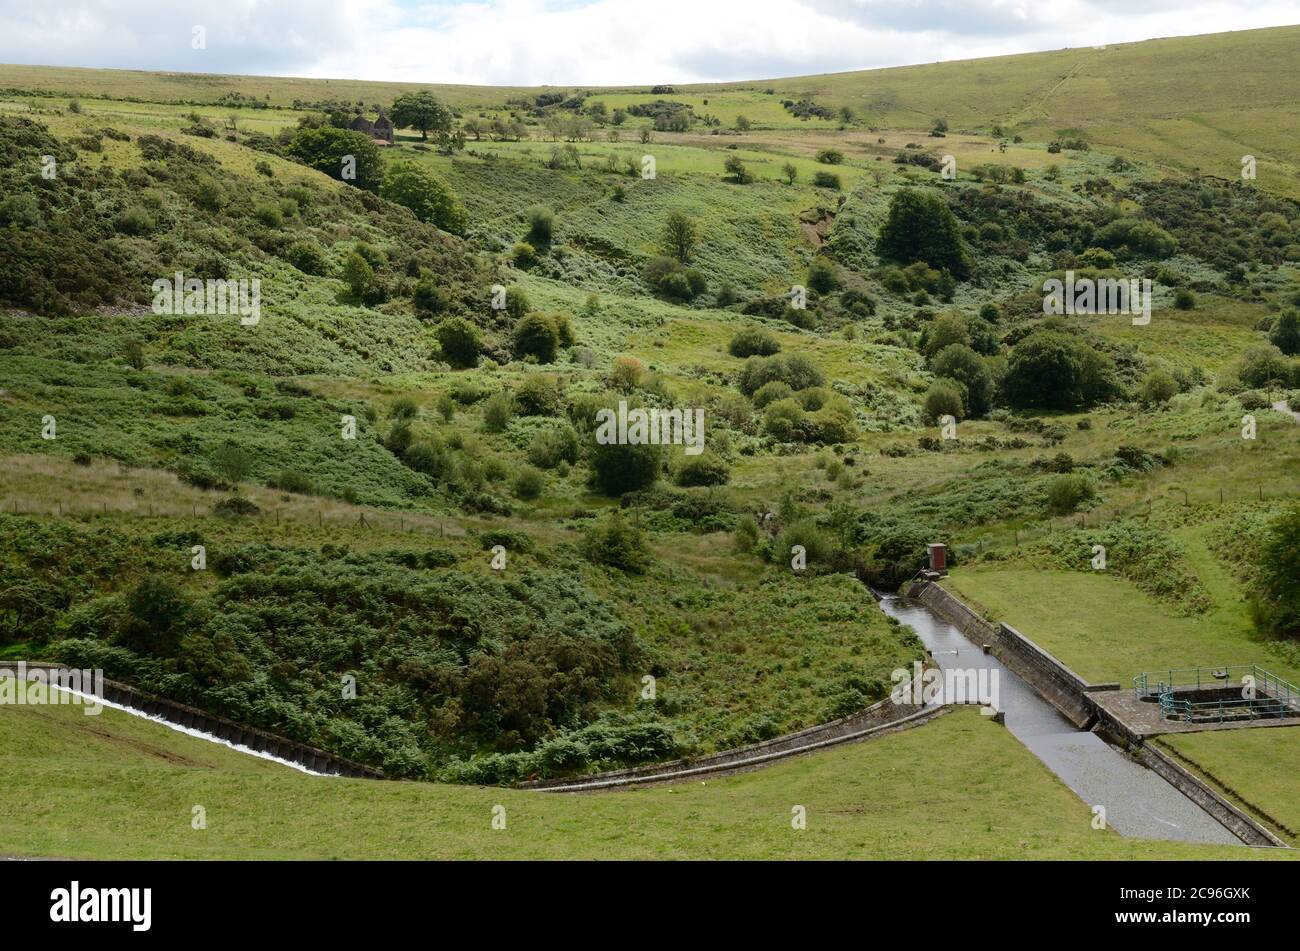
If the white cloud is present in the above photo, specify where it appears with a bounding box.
[0,0,1295,85]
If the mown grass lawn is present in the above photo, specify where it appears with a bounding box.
[1158,729,1300,845]
[942,524,1300,687]
[0,703,1278,861]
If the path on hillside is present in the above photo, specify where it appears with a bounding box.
[1273,400,1300,423]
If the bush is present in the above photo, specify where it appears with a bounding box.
[582,512,650,573]
[807,257,838,294]
[435,317,481,368]
[283,240,330,275]
[773,519,834,570]
[413,280,450,316]
[525,205,554,245]
[752,380,795,409]
[527,423,580,468]
[812,171,841,190]
[590,439,662,495]
[380,163,465,233]
[815,149,844,164]
[1253,505,1300,637]
[513,312,561,362]
[728,327,781,357]
[1004,331,1120,410]
[931,345,993,417]
[1269,311,1300,356]
[514,374,565,417]
[737,353,824,395]
[764,398,806,440]
[1045,473,1096,515]
[1140,369,1179,404]
[673,453,730,487]
[513,467,545,499]
[272,469,314,494]
[1173,288,1196,310]
[403,440,453,479]
[923,380,965,423]
[1234,345,1292,389]
[482,391,515,432]
[511,241,539,269]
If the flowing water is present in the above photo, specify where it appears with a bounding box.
[877,593,1240,845]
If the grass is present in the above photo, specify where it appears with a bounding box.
[0,702,1278,860]
[942,519,1300,686]
[1158,729,1300,845]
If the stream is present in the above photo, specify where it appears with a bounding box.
[877,593,1240,845]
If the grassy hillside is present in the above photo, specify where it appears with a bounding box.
[4,25,1298,190]
[2,24,1300,830]
[0,702,1278,860]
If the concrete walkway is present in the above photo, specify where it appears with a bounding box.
[1272,400,1300,423]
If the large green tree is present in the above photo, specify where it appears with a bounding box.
[877,188,970,279]
[1003,331,1120,410]
[287,127,382,192]
[390,92,453,143]
[380,163,465,234]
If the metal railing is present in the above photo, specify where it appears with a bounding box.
[1133,665,1300,723]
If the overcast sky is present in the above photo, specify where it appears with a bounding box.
[1,0,1297,86]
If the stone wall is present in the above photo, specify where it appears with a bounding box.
[908,580,1105,728]
[1,661,383,779]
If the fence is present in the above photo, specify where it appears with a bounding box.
[1133,665,1300,724]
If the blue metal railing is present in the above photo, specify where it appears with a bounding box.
[1132,665,1300,723]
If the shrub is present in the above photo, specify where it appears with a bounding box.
[1253,505,1300,637]
[815,149,844,165]
[283,240,329,276]
[774,519,834,570]
[923,380,966,423]
[403,440,453,479]
[764,398,806,440]
[1234,345,1291,389]
[413,280,450,316]
[807,257,838,294]
[1140,369,1179,404]
[511,241,539,269]
[752,380,795,409]
[435,317,481,368]
[590,440,661,495]
[1269,311,1300,356]
[272,469,314,494]
[673,453,730,487]
[1173,288,1196,310]
[582,512,650,573]
[812,171,841,190]
[728,327,781,357]
[527,423,580,468]
[513,467,545,500]
[380,163,465,232]
[513,312,561,362]
[1004,331,1120,410]
[931,344,993,416]
[1045,473,1096,515]
[525,205,555,245]
[514,374,565,417]
[737,353,824,395]
[482,391,515,432]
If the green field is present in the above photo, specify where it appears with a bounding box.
[0,701,1278,860]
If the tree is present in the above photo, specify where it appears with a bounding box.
[590,440,661,496]
[513,312,561,363]
[1140,369,1179,404]
[1270,311,1300,356]
[807,257,838,294]
[582,511,651,571]
[723,154,752,183]
[931,344,993,417]
[661,210,699,264]
[734,115,751,131]
[380,163,465,234]
[526,205,555,245]
[1003,331,1120,410]
[435,317,481,368]
[390,91,453,143]
[1254,505,1300,636]
[923,379,965,423]
[342,252,377,301]
[781,162,798,185]
[920,311,970,359]
[876,189,969,278]
[287,127,382,192]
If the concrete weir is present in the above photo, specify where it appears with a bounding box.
[893,581,1283,847]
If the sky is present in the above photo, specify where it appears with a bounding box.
[0,0,1297,86]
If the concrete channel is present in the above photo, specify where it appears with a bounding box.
[877,591,1242,845]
